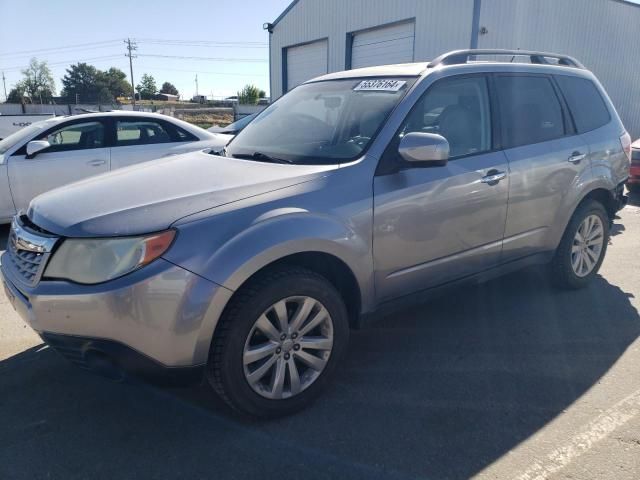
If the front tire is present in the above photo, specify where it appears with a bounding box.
[550,200,609,289]
[207,266,349,418]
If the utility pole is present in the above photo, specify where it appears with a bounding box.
[125,38,137,107]
[195,74,199,97]
[1,71,6,102]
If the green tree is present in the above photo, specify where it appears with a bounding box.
[258,89,266,99]
[61,63,101,102]
[237,84,261,104]
[159,81,179,96]
[20,58,55,101]
[6,85,28,103]
[136,73,157,100]
[61,64,131,102]
[98,67,132,99]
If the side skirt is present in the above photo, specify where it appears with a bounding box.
[357,252,553,328]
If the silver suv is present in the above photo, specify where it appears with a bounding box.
[1,50,631,417]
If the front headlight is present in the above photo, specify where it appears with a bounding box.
[45,230,176,284]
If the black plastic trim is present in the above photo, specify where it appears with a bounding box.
[41,332,204,386]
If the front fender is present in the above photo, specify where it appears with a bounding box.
[165,210,374,307]
[165,210,373,365]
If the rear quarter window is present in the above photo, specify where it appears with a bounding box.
[555,75,611,133]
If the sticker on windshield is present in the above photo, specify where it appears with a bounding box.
[353,79,406,92]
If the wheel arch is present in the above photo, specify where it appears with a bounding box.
[551,184,618,252]
[217,251,363,331]
[579,187,618,220]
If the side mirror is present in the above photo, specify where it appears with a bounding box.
[26,140,51,158]
[398,132,449,166]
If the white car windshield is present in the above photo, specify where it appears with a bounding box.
[225,77,416,165]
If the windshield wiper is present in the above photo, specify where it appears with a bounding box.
[231,151,294,164]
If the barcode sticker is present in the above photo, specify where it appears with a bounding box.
[353,79,406,92]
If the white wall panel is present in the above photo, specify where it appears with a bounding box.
[269,0,640,137]
[286,39,328,91]
[351,21,415,69]
[477,0,640,137]
[270,0,475,98]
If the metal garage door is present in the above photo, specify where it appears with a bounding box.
[351,21,415,69]
[286,39,328,92]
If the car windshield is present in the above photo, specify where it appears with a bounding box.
[0,119,59,155]
[225,78,415,164]
[225,113,256,132]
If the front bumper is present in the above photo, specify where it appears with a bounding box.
[40,332,204,385]
[1,253,233,374]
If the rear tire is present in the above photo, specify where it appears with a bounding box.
[550,200,609,289]
[207,266,349,418]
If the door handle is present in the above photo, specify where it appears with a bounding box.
[87,159,106,167]
[481,171,507,184]
[568,151,587,164]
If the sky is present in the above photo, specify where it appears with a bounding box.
[2,0,640,102]
[0,0,292,101]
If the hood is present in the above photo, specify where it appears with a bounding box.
[28,150,337,237]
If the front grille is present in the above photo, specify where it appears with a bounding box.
[5,217,58,287]
[7,232,46,284]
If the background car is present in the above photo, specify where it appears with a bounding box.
[0,111,232,223]
[628,138,640,192]
[207,112,257,135]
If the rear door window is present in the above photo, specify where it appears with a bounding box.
[115,120,173,146]
[495,75,566,149]
[555,75,611,133]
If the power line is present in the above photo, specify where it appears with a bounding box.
[140,41,267,49]
[135,38,267,46]
[0,39,121,58]
[134,65,267,77]
[2,54,124,72]
[137,54,267,63]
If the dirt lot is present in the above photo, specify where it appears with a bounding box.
[0,194,639,480]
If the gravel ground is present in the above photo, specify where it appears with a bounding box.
[0,193,639,480]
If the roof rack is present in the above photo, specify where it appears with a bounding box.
[428,49,585,69]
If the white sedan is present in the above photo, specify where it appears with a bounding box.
[0,111,232,223]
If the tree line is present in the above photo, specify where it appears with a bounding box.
[5,57,268,105]
[6,57,180,104]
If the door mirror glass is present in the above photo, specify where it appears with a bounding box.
[26,140,50,158]
[398,132,449,166]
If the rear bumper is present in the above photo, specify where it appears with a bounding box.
[612,182,628,212]
[628,160,640,183]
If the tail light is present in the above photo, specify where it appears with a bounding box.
[620,131,632,161]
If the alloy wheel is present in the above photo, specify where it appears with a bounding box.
[242,296,334,399]
[571,214,604,277]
